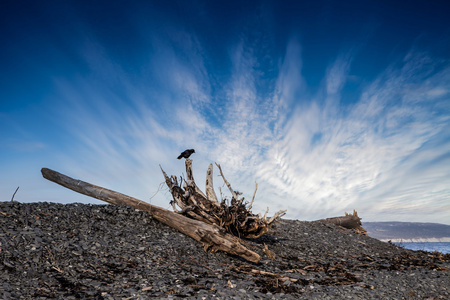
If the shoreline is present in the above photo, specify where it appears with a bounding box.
[379,237,450,243]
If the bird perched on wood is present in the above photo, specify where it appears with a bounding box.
[177,149,195,159]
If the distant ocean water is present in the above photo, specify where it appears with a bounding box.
[394,242,450,254]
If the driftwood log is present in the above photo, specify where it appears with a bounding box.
[160,159,286,239]
[41,168,261,263]
[316,210,367,235]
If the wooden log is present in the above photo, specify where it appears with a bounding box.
[316,210,367,235]
[317,215,361,229]
[41,168,261,263]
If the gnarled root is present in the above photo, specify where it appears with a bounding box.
[161,159,286,239]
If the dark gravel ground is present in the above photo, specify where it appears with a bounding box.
[1,202,449,299]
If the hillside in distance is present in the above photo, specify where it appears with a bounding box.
[364,222,450,242]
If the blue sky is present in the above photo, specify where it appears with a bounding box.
[1,0,450,224]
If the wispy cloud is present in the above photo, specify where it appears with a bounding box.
[251,46,450,223]
[1,139,46,153]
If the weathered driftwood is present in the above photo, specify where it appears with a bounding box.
[205,164,218,203]
[160,159,286,239]
[41,168,261,263]
[316,210,367,235]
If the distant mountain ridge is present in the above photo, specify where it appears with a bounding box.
[363,221,450,243]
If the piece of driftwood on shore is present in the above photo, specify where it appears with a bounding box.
[41,168,261,263]
[316,210,367,235]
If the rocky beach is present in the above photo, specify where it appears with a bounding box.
[1,202,448,299]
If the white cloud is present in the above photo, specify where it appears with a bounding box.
[250,48,450,223]
[325,53,352,96]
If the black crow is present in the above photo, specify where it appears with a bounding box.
[177,149,195,159]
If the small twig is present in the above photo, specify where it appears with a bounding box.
[263,243,276,260]
[232,266,299,282]
[215,163,238,199]
[11,186,19,202]
[52,266,64,273]
[248,182,258,211]
[45,245,54,258]
[268,210,287,224]
[263,207,269,221]
[149,181,166,201]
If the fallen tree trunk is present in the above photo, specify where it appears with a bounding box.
[316,210,367,235]
[41,168,261,263]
